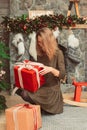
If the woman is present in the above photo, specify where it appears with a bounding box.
[14,27,66,114]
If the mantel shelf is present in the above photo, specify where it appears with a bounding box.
[63,24,87,29]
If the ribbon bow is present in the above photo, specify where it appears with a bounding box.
[13,104,38,130]
[15,60,44,89]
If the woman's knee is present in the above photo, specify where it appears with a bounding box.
[21,90,35,104]
[21,90,29,101]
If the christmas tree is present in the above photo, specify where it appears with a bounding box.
[0,40,10,112]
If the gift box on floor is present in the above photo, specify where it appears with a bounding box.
[14,60,45,92]
[5,104,42,130]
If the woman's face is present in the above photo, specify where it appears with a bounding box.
[37,36,42,46]
[37,35,45,51]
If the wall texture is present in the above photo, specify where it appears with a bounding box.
[0,0,87,85]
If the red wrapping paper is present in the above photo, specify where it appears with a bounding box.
[14,61,45,92]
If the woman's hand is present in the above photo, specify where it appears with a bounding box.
[39,66,60,77]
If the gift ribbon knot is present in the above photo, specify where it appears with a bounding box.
[15,61,44,89]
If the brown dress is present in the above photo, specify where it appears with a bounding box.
[28,49,66,114]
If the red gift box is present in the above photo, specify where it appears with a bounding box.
[14,60,45,92]
[5,104,42,130]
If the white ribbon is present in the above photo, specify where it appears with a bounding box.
[15,61,44,89]
[13,106,23,130]
[15,60,44,67]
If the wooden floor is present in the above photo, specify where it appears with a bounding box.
[0,91,27,130]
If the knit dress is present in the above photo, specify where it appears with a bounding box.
[28,49,66,114]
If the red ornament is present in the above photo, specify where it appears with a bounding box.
[72,23,76,27]
[67,19,72,24]
[23,25,27,30]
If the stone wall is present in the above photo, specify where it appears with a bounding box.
[8,0,87,84]
[9,0,87,17]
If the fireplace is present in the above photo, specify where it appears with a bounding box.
[9,28,87,86]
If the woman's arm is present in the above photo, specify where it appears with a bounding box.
[57,49,66,80]
[39,66,60,77]
[39,49,66,79]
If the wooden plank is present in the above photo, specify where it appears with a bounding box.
[74,2,80,17]
[0,0,9,3]
[69,0,79,1]
[63,24,87,29]
[0,9,9,14]
[63,98,87,107]
[63,92,87,107]
[0,4,9,8]
[0,9,9,22]
[0,0,9,8]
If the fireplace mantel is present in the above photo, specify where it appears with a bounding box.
[63,24,87,29]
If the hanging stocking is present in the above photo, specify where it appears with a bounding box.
[67,31,81,63]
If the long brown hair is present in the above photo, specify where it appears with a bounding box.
[36,27,58,60]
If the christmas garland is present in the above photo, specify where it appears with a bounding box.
[1,14,87,35]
